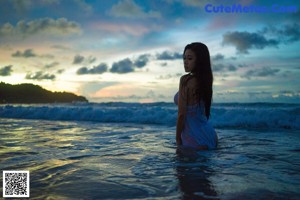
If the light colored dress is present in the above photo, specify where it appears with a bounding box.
[174,92,218,149]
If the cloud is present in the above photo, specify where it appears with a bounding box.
[72,55,96,65]
[0,18,81,39]
[12,49,36,58]
[134,54,150,68]
[11,49,55,59]
[272,90,300,103]
[265,23,300,43]
[75,51,180,75]
[278,23,300,43]
[160,62,168,67]
[222,31,279,54]
[211,53,225,62]
[91,22,158,37]
[223,23,300,54]
[74,0,93,14]
[227,64,237,72]
[291,10,300,21]
[181,0,206,7]
[41,0,60,3]
[213,64,226,72]
[40,54,55,59]
[109,55,150,74]
[108,0,161,18]
[73,55,85,64]
[75,54,151,75]
[25,71,56,80]
[77,63,108,75]
[45,62,59,68]
[0,65,13,76]
[242,67,280,79]
[157,73,181,80]
[10,0,32,13]
[156,51,182,60]
[87,56,96,64]
[213,63,237,72]
[9,0,60,13]
[110,58,135,74]
[51,44,71,50]
[7,0,92,16]
[57,69,65,74]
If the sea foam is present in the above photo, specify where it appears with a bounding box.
[0,102,299,130]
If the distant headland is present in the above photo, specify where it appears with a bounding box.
[0,82,88,104]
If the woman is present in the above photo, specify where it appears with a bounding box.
[175,42,218,150]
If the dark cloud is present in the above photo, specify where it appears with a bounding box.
[223,23,300,54]
[0,65,13,76]
[279,90,294,95]
[72,55,96,65]
[248,91,271,95]
[247,91,272,99]
[211,54,240,72]
[213,64,226,72]
[77,63,108,75]
[156,51,182,60]
[57,69,64,74]
[5,0,92,16]
[0,18,81,39]
[109,55,150,73]
[228,64,237,71]
[160,62,168,67]
[109,0,161,18]
[211,53,225,61]
[45,62,59,68]
[11,49,55,59]
[10,0,32,13]
[110,58,134,74]
[87,56,97,64]
[134,54,150,68]
[180,0,205,7]
[73,55,85,64]
[25,71,56,80]
[157,73,181,80]
[9,0,61,13]
[273,23,300,43]
[75,54,150,75]
[242,67,280,79]
[291,10,300,21]
[213,63,237,72]
[77,67,88,74]
[222,31,279,54]
[12,49,36,58]
[238,64,250,68]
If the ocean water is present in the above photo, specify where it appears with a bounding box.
[0,102,300,200]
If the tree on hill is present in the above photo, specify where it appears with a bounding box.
[0,82,88,103]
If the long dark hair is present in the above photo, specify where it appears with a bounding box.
[184,42,213,119]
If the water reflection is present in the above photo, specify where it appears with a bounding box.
[176,146,219,200]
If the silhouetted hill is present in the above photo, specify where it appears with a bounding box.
[0,82,88,104]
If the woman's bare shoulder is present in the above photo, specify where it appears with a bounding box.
[185,75,197,88]
[180,74,190,82]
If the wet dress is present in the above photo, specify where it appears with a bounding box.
[174,92,218,149]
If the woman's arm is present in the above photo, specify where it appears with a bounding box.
[176,75,188,145]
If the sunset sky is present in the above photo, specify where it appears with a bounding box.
[0,0,299,103]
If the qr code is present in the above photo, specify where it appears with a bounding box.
[3,170,30,198]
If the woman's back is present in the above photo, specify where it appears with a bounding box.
[181,74,202,106]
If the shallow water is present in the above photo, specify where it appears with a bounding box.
[0,118,300,200]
